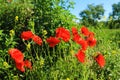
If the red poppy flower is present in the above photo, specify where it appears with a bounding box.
[72,34,82,43]
[87,37,96,47]
[75,50,85,63]
[15,62,25,72]
[77,39,88,51]
[81,26,90,36]
[72,27,78,35]
[89,32,95,37]
[32,35,42,46]
[21,31,34,40]
[95,53,105,68]
[46,37,60,47]
[56,27,70,42]
[81,40,88,51]
[8,48,24,63]
[24,60,32,70]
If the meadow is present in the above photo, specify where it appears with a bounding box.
[0,1,120,80]
[0,27,120,80]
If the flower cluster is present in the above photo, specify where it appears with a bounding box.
[72,26,105,68]
[8,48,32,72]
[21,31,42,46]
[21,27,70,47]
[8,26,105,72]
[46,27,70,47]
[8,31,42,72]
[56,27,70,42]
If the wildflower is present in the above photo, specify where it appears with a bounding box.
[78,39,88,51]
[72,34,82,43]
[75,50,85,63]
[112,50,116,54]
[42,30,47,36]
[32,35,42,46]
[81,26,90,36]
[56,27,70,42]
[9,29,15,37]
[89,31,95,37]
[71,27,78,35]
[21,31,34,40]
[26,43,31,50]
[3,62,10,68]
[13,76,19,80]
[24,60,32,70]
[8,48,33,72]
[70,50,74,55]
[81,40,88,51]
[15,62,25,72]
[15,16,18,21]
[87,37,96,47]
[46,37,60,47]
[40,58,44,67]
[8,48,24,63]
[66,78,70,80]
[95,53,105,68]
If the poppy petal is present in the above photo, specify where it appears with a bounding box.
[21,31,34,40]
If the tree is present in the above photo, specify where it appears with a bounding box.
[108,2,120,29]
[79,4,105,27]
[111,2,120,20]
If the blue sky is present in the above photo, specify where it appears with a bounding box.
[70,0,120,19]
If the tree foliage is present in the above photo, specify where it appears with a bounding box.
[111,2,120,20]
[79,4,105,27]
[108,2,120,29]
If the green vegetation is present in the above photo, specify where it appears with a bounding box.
[80,4,104,27]
[0,0,120,80]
